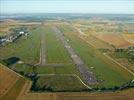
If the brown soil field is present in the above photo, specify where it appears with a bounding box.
[95,33,132,48]
[0,20,41,26]
[122,34,134,44]
[18,89,134,100]
[81,34,114,50]
[0,64,19,97]
[0,19,19,27]
[0,26,10,33]
[0,64,26,100]
[1,78,26,100]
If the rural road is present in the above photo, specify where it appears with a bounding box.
[52,27,97,84]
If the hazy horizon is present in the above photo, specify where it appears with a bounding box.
[0,0,134,14]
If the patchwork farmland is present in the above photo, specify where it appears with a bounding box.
[0,64,28,100]
[0,18,134,100]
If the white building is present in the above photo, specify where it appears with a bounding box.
[19,31,25,35]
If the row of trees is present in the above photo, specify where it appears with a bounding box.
[92,80,134,92]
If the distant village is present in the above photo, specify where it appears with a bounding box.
[0,27,29,46]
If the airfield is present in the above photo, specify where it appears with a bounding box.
[0,18,134,100]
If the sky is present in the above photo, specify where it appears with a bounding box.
[0,0,134,14]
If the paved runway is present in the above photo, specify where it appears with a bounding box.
[52,27,97,84]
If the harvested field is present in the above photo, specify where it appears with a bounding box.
[0,64,26,100]
[18,89,134,100]
[56,89,134,100]
[0,64,19,97]
[122,34,134,44]
[0,19,19,26]
[95,33,132,48]
[1,78,26,100]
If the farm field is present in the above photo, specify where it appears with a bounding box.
[80,33,114,50]
[122,33,134,44]
[16,88,134,100]
[0,64,19,97]
[58,24,134,88]
[95,33,132,48]
[0,64,26,100]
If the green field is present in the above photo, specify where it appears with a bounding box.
[0,27,41,64]
[0,25,87,91]
[59,25,134,88]
[34,26,87,91]
[45,26,72,63]
[33,75,87,91]
[1,24,133,92]
[13,63,33,75]
[37,64,80,74]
